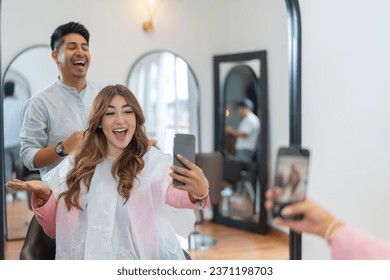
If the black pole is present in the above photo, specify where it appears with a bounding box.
[285,0,302,260]
[0,0,6,260]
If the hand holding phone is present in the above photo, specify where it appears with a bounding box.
[172,134,196,186]
[271,146,310,220]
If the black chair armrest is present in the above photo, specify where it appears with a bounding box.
[20,216,56,260]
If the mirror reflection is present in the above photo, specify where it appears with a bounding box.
[2,0,291,261]
[222,66,261,219]
[213,51,268,234]
[127,50,201,154]
[2,45,57,240]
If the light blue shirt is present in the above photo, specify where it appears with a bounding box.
[20,79,102,177]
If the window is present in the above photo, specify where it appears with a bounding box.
[128,51,200,154]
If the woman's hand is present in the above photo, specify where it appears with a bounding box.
[6,179,51,204]
[265,189,342,239]
[170,154,209,201]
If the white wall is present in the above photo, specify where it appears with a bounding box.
[1,0,288,157]
[300,0,390,259]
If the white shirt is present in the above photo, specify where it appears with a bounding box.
[42,147,195,259]
[235,111,261,151]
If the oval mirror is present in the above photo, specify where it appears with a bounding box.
[127,50,201,154]
[2,45,57,240]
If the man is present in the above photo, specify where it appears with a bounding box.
[3,81,23,202]
[225,98,260,162]
[20,22,102,177]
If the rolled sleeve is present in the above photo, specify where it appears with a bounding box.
[165,184,210,210]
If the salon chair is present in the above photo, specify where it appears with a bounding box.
[222,157,256,202]
[20,216,56,260]
[21,213,191,260]
[187,152,223,250]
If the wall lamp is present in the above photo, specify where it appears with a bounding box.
[142,0,161,33]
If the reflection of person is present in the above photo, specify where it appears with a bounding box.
[20,22,102,178]
[265,191,390,259]
[225,98,260,162]
[286,164,300,191]
[7,85,210,260]
[3,81,23,201]
[275,164,302,204]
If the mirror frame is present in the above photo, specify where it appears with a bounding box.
[285,0,303,260]
[212,50,268,234]
[1,0,5,260]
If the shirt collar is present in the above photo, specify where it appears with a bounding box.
[56,77,87,97]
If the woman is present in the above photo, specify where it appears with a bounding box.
[6,85,209,260]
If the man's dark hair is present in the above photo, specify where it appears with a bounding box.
[4,81,15,97]
[50,22,90,51]
[237,98,254,111]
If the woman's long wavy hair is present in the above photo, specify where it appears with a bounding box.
[59,85,150,211]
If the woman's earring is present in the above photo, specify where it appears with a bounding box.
[98,125,102,128]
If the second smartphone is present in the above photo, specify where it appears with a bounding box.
[271,146,310,220]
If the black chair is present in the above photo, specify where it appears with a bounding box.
[20,216,56,260]
[223,157,256,200]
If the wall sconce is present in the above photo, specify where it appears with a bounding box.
[142,0,161,33]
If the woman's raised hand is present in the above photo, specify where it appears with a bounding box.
[6,179,51,203]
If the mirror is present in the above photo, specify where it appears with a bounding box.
[127,50,201,154]
[212,51,268,234]
[1,0,293,260]
[2,45,57,240]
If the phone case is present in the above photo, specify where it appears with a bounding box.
[173,134,196,186]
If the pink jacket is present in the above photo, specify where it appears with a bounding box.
[331,224,390,259]
[33,184,210,239]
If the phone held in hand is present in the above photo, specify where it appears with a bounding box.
[173,133,196,186]
[272,146,310,220]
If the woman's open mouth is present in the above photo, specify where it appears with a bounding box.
[113,128,128,140]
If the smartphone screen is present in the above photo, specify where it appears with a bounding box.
[272,146,310,220]
[173,134,196,186]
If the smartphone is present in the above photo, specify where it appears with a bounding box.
[271,146,310,220]
[173,133,196,186]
